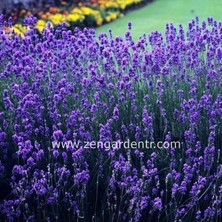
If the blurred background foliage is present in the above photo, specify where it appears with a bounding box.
[1,0,154,36]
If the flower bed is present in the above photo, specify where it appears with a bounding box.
[6,0,152,35]
[0,16,222,221]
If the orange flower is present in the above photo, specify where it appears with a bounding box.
[61,1,67,5]
[49,7,60,14]
[45,12,51,17]
[40,14,47,19]
[63,11,69,16]
[2,27,11,31]
[38,11,44,16]
[20,9,27,15]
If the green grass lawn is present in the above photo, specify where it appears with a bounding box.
[96,0,222,40]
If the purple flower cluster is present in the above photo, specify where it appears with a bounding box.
[0,15,222,221]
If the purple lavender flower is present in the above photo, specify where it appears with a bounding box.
[0,16,222,222]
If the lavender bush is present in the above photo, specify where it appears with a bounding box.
[0,15,222,221]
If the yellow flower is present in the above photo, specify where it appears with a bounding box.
[12,24,28,37]
[71,8,83,15]
[36,20,46,32]
[13,27,23,35]
[98,0,142,10]
[49,13,65,25]
[67,14,80,22]
[37,19,46,27]
[105,16,111,23]
[81,7,94,16]
[95,16,103,26]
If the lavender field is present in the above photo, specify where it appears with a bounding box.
[0,15,222,221]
